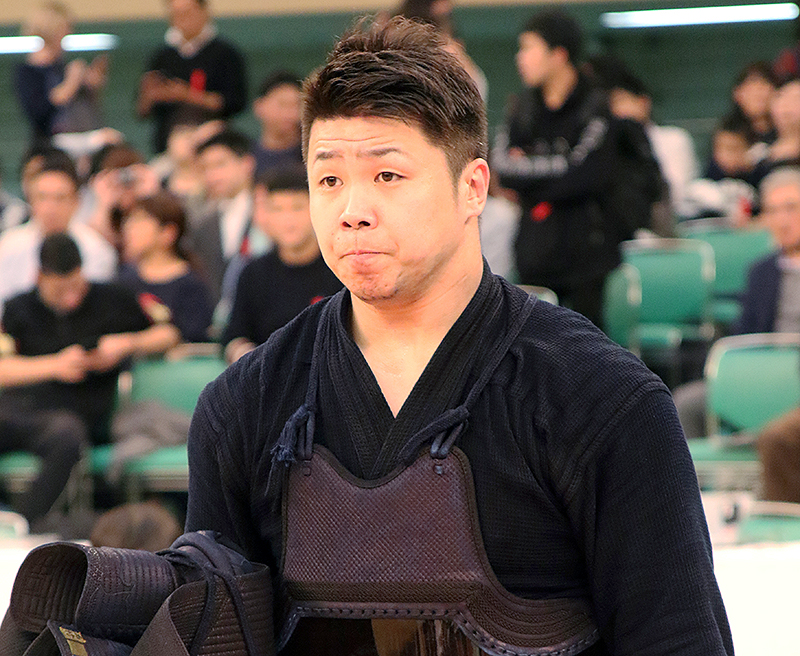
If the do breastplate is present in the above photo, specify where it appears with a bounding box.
[278,444,599,656]
[271,288,600,656]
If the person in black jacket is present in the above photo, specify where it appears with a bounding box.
[492,10,620,327]
[136,0,247,154]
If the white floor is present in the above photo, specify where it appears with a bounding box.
[0,500,796,655]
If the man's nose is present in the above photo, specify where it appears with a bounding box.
[340,185,375,229]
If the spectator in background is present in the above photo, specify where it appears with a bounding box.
[682,114,758,224]
[136,0,247,155]
[191,130,271,326]
[119,192,214,343]
[0,233,179,529]
[149,110,222,216]
[393,0,488,101]
[674,167,800,439]
[222,166,341,363]
[252,71,304,176]
[492,9,620,327]
[90,500,183,551]
[14,2,107,149]
[603,68,697,226]
[82,143,161,248]
[750,76,800,192]
[730,62,777,157]
[0,157,116,315]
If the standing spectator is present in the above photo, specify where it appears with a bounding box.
[0,233,179,528]
[118,192,214,343]
[492,9,620,327]
[136,0,247,155]
[393,0,488,101]
[190,130,270,315]
[222,166,341,363]
[0,157,116,315]
[252,71,304,176]
[14,2,107,149]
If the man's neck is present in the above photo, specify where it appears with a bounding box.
[541,65,578,111]
[350,255,484,416]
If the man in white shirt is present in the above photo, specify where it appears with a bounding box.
[0,157,116,317]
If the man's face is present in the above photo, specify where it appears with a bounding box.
[29,171,79,235]
[762,183,800,256]
[516,32,558,88]
[307,116,484,306]
[199,145,254,200]
[37,269,89,315]
[609,89,651,123]
[168,0,208,41]
[253,84,302,136]
[253,187,315,253]
[733,74,774,121]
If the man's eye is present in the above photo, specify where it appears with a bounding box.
[320,176,340,187]
[377,171,400,182]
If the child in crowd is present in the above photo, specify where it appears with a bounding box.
[118,191,214,343]
[221,165,341,363]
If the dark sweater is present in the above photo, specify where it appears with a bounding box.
[220,251,342,348]
[144,36,247,153]
[186,268,733,655]
[117,263,213,343]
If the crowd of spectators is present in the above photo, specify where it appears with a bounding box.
[2,0,800,524]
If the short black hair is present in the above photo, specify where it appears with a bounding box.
[523,9,584,65]
[39,232,82,275]
[257,70,302,99]
[254,164,308,194]
[196,129,253,159]
[302,17,487,182]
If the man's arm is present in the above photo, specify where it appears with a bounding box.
[492,115,616,201]
[567,386,733,655]
[0,343,90,387]
[88,323,180,372]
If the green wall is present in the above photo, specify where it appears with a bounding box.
[0,2,796,191]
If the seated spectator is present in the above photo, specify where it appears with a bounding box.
[747,77,800,207]
[118,192,214,343]
[674,166,800,438]
[82,143,161,248]
[149,111,222,217]
[190,130,271,314]
[0,233,179,529]
[221,166,341,363]
[730,61,777,154]
[14,2,107,149]
[756,401,800,502]
[251,70,304,176]
[0,156,116,316]
[682,115,758,224]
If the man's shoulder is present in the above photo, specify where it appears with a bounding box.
[749,251,780,278]
[0,223,36,250]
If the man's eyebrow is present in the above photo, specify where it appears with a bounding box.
[312,146,406,163]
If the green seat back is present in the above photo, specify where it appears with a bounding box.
[622,239,715,327]
[706,334,800,434]
[602,263,641,350]
[127,356,228,416]
[686,228,774,297]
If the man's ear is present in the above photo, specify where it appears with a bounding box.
[461,158,490,220]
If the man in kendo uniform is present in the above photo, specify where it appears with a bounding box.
[184,17,733,656]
